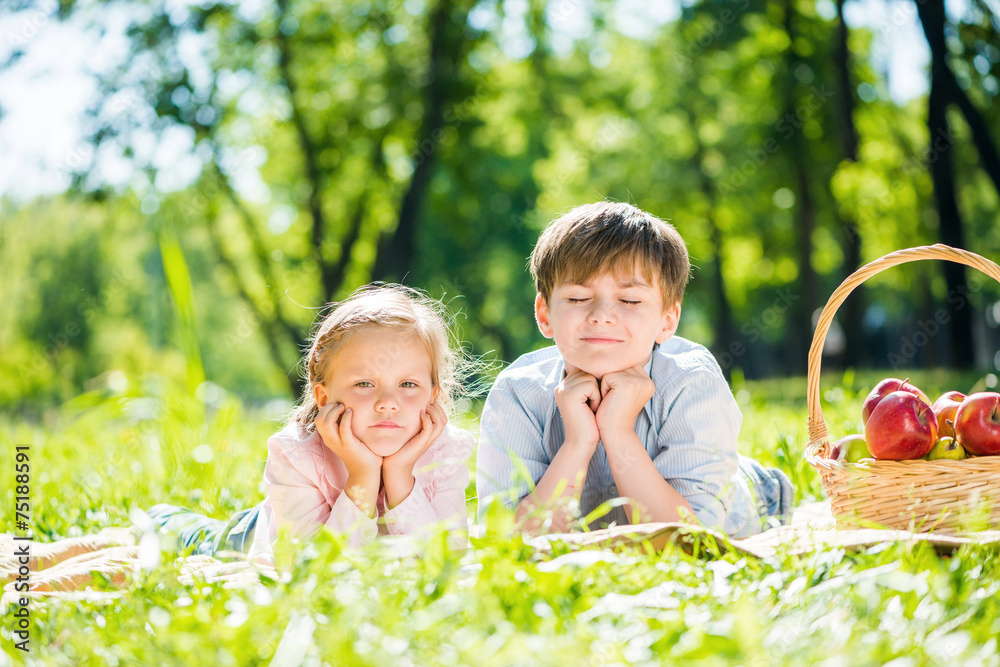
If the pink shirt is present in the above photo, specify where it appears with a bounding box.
[248,421,475,565]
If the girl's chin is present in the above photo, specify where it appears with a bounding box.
[362,439,407,458]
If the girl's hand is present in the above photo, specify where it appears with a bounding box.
[383,403,447,476]
[382,403,447,508]
[315,403,383,517]
[315,403,383,477]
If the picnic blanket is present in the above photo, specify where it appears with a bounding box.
[0,528,277,606]
[528,501,1000,559]
[5,503,1000,605]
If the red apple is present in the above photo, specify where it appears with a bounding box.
[865,390,938,460]
[953,392,1000,456]
[861,378,932,425]
[932,391,966,439]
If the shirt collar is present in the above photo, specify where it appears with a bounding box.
[640,351,656,422]
[548,353,567,388]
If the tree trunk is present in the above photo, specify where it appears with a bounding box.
[371,0,452,283]
[791,160,818,374]
[947,76,1000,198]
[705,196,736,383]
[690,136,736,382]
[782,0,819,375]
[928,72,975,367]
[275,0,335,300]
[915,0,975,367]
[203,199,303,398]
[913,0,1000,199]
[913,0,1000,202]
[833,0,864,368]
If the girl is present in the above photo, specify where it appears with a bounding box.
[146,283,477,566]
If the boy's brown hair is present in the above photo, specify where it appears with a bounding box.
[530,202,690,306]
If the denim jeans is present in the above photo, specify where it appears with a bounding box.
[738,454,795,527]
[145,503,260,557]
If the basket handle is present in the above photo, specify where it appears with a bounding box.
[807,244,1000,454]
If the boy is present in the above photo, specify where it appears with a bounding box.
[476,202,792,536]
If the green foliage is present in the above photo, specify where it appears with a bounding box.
[4,375,1000,665]
[3,0,1000,406]
[3,1,1000,660]
[1,2,999,662]
[157,226,206,396]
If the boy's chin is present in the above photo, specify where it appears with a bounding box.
[565,359,632,381]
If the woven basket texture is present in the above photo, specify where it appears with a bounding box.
[804,244,1000,532]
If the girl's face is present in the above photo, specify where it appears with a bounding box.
[317,327,437,457]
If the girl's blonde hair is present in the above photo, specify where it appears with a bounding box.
[292,284,461,432]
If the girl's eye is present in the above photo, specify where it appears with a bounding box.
[400,381,418,388]
[354,381,373,388]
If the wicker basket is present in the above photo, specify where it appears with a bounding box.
[804,244,1000,532]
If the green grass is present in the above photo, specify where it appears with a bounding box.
[3,371,1000,666]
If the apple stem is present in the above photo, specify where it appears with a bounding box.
[946,418,954,428]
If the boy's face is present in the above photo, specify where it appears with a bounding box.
[535,266,681,380]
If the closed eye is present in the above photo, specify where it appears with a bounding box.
[567,297,590,303]
[620,300,641,305]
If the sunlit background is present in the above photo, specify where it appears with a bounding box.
[1,0,998,408]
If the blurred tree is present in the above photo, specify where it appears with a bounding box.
[779,0,821,374]
[4,0,1000,408]
[370,0,479,283]
[56,0,484,396]
[672,0,844,374]
[914,0,1000,366]
[832,0,864,368]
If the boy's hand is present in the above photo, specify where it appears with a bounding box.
[595,367,654,439]
[315,403,383,477]
[554,369,602,451]
[383,403,447,478]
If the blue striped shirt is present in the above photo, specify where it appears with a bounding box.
[476,335,758,537]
